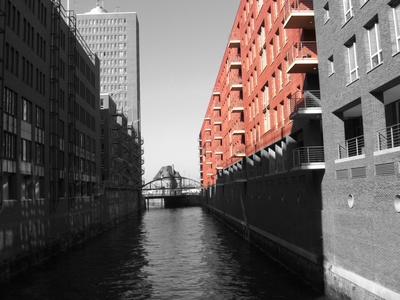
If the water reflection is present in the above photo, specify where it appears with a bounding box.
[1,207,326,299]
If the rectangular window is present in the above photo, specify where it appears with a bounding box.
[36,106,44,129]
[324,3,330,23]
[264,109,271,132]
[347,40,359,82]
[21,139,32,162]
[367,21,382,68]
[328,55,335,75]
[3,132,17,160]
[22,98,32,123]
[343,0,353,22]
[4,87,17,116]
[35,142,44,165]
[394,4,400,52]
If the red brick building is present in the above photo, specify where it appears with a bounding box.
[200,0,322,187]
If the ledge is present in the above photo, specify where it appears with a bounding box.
[335,154,365,164]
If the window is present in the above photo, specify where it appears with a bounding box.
[3,132,16,160]
[366,21,382,69]
[36,106,44,129]
[4,87,17,116]
[264,108,271,132]
[324,3,330,23]
[328,55,335,75]
[343,0,353,22]
[393,4,400,53]
[22,98,32,123]
[346,39,359,82]
[21,139,31,162]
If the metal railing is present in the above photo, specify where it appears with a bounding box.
[293,146,324,166]
[377,123,400,151]
[338,135,364,159]
[286,41,318,66]
[229,75,243,86]
[284,0,314,22]
[290,90,321,114]
[232,144,245,156]
[229,31,240,41]
[232,121,245,133]
[228,53,241,66]
[229,97,244,111]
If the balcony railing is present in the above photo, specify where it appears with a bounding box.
[229,97,244,111]
[338,135,365,159]
[293,146,324,168]
[213,131,222,140]
[229,75,243,88]
[286,41,318,73]
[377,123,400,151]
[232,144,245,157]
[228,53,241,68]
[290,90,321,118]
[232,121,245,134]
[283,0,314,29]
[228,31,241,48]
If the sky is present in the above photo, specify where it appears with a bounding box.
[61,0,241,183]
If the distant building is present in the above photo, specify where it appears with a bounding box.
[77,3,144,188]
[76,3,141,134]
[100,93,142,189]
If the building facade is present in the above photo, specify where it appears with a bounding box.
[76,4,141,133]
[77,3,143,189]
[199,0,325,292]
[200,0,400,299]
[314,0,400,299]
[0,0,143,281]
[100,93,142,189]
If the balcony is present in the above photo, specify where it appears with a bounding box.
[229,97,244,112]
[229,75,243,90]
[338,135,365,159]
[286,41,318,73]
[213,116,222,125]
[213,130,222,140]
[215,146,223,155]
[232,144,245,157]
[213,101,221,110]
[228,31,240,48]
[376,123,400,152]
[292,146,325,170]
[228,53,241,69]
[283,0,315,30]
[232,121,245,135]
[289,90,321,119]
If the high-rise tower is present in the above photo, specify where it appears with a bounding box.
[76,3,141,136]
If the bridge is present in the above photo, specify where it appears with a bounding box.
[142,177,201,208]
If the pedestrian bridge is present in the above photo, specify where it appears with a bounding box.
[142,177,201,199]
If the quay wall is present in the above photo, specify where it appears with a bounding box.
[202,169,325,291]
[0,190,145,281]
[203,170,400,300]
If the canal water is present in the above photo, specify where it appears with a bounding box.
[1,206,327,299]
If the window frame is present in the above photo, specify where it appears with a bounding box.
[366,21,383,69]
[347,40,359,83]
[393,4,400,53]
[343,0,353,23]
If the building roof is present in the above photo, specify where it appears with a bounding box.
[85,4,108,14]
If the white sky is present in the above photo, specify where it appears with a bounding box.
[61,0,240,182]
